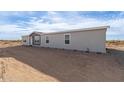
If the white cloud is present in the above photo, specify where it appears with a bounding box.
[18,11,124,41]
[0,11,124,40]
[22,12,107,33]
[0,11,36,17]
[0,24,28,35]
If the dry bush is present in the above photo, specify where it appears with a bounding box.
[106,40,124,46]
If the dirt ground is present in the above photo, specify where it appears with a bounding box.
[0,40,124,82]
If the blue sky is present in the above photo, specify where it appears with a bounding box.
[0,11,124,40]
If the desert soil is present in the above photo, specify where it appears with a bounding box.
[0,40,124,82]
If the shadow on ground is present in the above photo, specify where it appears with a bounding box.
[107,48,124,65]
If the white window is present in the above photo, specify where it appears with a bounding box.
[46,36,49,43]
[65,34,70,44]
[34,36,40,43]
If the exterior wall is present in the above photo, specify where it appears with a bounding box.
[22,28,107,53]
[22,36,30,45]
[40,29,106,53]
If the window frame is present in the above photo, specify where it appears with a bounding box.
[45,36,49,44]
[33,35,41,45]
[64,33,71,45]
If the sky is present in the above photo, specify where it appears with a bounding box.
[0,11,124,40]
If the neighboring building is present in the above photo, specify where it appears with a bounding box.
[22,26,109,53]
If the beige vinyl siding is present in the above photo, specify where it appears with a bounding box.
[40,29,106,53]
[22,26,108,53]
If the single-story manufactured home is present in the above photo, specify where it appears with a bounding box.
[22,26,110,53]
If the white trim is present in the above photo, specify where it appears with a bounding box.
[22,26,110,37]
[44,26,110,35]
[45,35,49,44]
[64,33,71,45]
